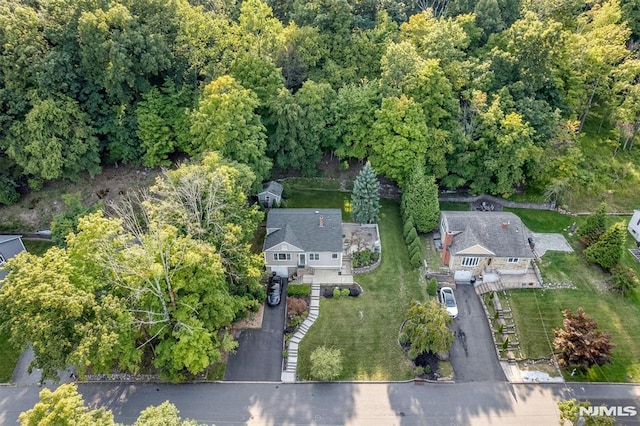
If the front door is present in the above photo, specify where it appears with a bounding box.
[298,253,306,267]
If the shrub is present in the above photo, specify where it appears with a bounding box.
[414,366,425,376]
[410,251,422,268]
[427,278,438,296]
[349,285,362,297]
[423,365,431,375]
[405,227,419,246]
[333,287,341,298]
[341,289,349,297]
[290,315,306,328]
[403,216,416,239]
[399,332,410,345]
[310,346,343,380]
[287,297,309,317]
[283,350,288,358]
[371,252,380,262]
[611,264,640,297]
[287,284,311,297]
[409,237,421,254]
[324,288,333,298]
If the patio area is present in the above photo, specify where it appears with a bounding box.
[342,223,380,255]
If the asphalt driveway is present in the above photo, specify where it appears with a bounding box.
[224,284,287,382]
[448,285,506,382]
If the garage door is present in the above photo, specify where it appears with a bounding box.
[270,266,289,277]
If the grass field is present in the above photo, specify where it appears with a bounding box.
[294,194,425,380]
[505,209,640,382]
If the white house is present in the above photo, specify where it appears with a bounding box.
[263,209,343,278]
[629,210,640,243]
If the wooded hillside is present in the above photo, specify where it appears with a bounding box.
[1,0,639,207]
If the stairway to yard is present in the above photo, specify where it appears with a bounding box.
[281,283,320,382]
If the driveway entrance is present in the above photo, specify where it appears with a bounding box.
[224,285,287,381]
[448,285,506,382]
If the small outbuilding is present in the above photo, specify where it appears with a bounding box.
[258,181,283,208]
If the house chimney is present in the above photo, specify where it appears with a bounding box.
[442,232,453,265]
[319,216,324,227]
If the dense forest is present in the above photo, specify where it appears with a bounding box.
[1,0,640,205]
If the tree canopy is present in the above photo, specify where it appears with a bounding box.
[0,0,639,197]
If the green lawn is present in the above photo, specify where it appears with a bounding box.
[293,193,425,380]
[503,208,577,233]
[22,239,56,256]
[501,208,640,382]
[282,188,354,221]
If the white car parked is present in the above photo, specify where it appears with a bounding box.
[439,286,458,319]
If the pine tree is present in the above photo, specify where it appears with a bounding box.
[578,202,607,247]
[351,162,381,224]
[401,165,440,233]
[584,222,626,271]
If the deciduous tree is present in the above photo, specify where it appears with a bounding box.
[553,307,615,370]
[190,75,271,185]
[3,95,101,188]
[19,383,114,426]
[370,95,429,187]
[402,299,453,359]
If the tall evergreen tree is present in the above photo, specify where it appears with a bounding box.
[578,202,608,247]
[351,162,381,224]
[584,221,626,271]
[401,165,440,233]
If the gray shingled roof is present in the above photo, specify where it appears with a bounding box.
[442,211,532,258]
[0,235,25,280]
[260,181,283,197]
[264,209,342,252]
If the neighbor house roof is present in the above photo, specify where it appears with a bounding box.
[441,211,532,258]
[264,209,342,252]
[260,181,283,197]
[0,235,26,280]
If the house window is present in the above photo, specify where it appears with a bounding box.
[273,253,291,261]
[461,257,479,267]
[309,253,319,261]
[331,253,338,259]
[507,258,519,263]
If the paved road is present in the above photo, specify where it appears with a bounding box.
[224,284,287,381]
[2,382,640,425]
[449,284,506,382]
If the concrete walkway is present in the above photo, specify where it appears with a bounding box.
[530,232,573,257]
[282,284,320,382]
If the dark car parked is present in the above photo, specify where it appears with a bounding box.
[267,276,284,306]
